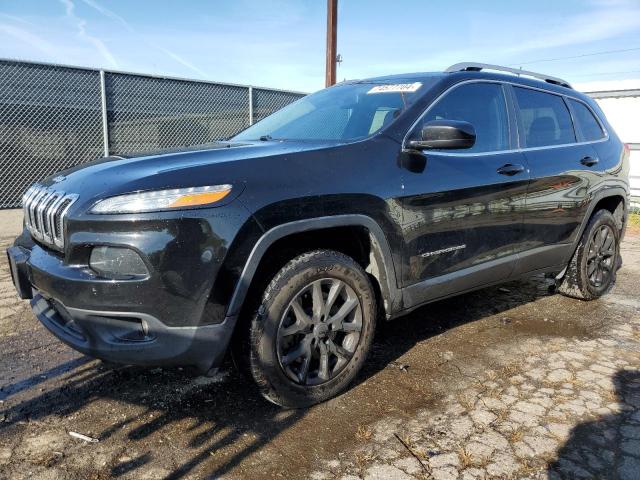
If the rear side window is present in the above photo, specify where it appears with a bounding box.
[513,87,576,148]
[417,82,510,153]
[568,98,605,142]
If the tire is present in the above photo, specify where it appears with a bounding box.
[558,209,620,300]
[246,249,376,408]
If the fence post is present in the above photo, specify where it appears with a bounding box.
[99,70,110,157]
[248,86,254,126]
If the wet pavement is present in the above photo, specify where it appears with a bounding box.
[1,209,639,479]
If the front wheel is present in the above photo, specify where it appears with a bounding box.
[558,209,620,300]
[247,249,376,408]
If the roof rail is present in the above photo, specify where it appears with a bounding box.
[445,62,572,89]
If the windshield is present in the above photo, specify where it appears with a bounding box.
[233,81,427,142]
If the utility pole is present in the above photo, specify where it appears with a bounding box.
[325,0,338,87]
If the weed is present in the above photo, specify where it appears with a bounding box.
[355,424,373,442]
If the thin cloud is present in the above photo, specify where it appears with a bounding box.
[79,0,208,78]
[503,7,640,57]
[0,23,60,59]
[59,0,118,68]
[0,13,36,26]
[158,48,208,78]
[79,0,129,29]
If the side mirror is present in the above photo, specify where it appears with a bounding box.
[407,120,476,150]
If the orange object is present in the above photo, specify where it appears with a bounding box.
[169,189,231,208]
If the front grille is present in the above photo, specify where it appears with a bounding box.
[22,184,78,250]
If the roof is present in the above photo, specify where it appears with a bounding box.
[354,61,580,94]
[346,72,444,85]
[354,68,589,101]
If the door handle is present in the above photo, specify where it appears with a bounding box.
[580,156,599,167]
[497,163,526,176]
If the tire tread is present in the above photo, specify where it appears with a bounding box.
[558,209,619,301]
[247,249,375,407]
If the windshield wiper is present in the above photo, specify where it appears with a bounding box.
[259,135,273,141]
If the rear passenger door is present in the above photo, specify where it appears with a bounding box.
[511,86,602,273]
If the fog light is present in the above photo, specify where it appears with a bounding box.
[89,246,148,279]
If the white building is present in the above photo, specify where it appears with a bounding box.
[585,87,639,208]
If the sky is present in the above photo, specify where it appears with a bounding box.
[0,0,639,93]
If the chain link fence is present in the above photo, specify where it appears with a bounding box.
[0,59,305,209]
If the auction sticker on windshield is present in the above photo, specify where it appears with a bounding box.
[367,82,422,94]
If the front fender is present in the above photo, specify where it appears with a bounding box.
[225,214,402,319]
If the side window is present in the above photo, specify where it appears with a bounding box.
[513,87,576,148]
[568,98,605,142]
[415,83,510,153]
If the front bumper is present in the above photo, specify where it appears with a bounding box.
[7,243,237,372]
[31,293,236,372]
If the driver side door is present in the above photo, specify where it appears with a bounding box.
[399,81,530,305]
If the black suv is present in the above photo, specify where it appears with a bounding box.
[7,63,630,407]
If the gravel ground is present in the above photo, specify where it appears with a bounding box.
[1,209,639,480]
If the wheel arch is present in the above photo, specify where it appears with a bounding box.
[591,194,627,233]
[225,215,401,320]
[578,189,628,241]
[558,187,628,278]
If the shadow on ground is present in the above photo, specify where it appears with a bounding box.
[549,369,640,479]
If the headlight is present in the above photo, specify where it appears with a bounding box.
[90,185,232,214]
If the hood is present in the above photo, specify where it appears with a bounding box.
[39,140,340,212]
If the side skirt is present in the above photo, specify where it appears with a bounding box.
[394,245,572,320]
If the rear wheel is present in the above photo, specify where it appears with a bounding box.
[558,209,620,300]
[246,249,376,407]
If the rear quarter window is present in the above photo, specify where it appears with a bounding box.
[568,98,605,142]
[513,87,576,148]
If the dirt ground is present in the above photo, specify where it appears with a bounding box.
[1,209,639,480]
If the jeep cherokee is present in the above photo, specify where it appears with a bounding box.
[7,63,630,407]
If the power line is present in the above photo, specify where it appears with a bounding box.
[508,47,640,67]
[571,70,640,78]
